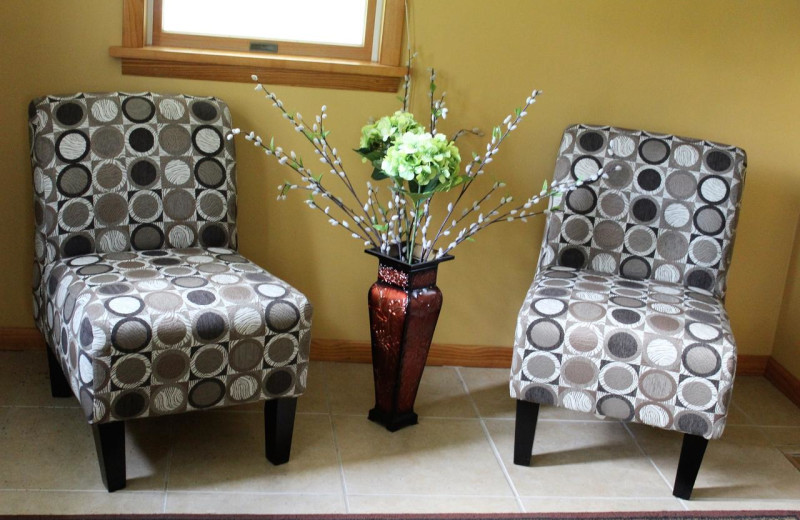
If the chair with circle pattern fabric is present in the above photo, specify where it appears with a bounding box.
[509,124,746,500]
[29,92,312,491]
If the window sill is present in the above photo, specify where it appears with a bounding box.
[108,45,406,92]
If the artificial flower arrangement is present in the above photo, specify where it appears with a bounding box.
[228,65,609,265]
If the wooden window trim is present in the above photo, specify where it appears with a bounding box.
[109,0,406,92]
[151,0,379,61]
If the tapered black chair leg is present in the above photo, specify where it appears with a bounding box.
[514,400,540,466]
[46,347,73,398]
[92,421,126,492]
[673,433,708,500]
[264,397,298,465]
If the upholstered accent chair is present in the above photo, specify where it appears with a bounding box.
[510,124,746,499]
[29,92,312,491]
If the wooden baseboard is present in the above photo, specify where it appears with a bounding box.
[736,354,770,376]
[310,338,512,368]
[0,327,46,350]
[765,357,800,409]
[0,326,788,379]
[0,327,512,368]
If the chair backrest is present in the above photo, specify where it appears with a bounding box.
[539,124,746,300]
[28,92,238,268]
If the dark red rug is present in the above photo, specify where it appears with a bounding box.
[2,511,798,520]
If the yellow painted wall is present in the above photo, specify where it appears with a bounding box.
[2,0,800,361]
[774,214,800,378]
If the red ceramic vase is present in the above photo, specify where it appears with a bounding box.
[365,248,453,431]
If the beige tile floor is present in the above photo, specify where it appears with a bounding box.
[0,350,799,514]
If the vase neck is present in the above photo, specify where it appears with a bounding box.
[378,262,439,289]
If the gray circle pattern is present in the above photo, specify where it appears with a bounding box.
[539,124,746,300]
[29,92,238,265]
[512,266,736,439]
[512,124,745,441]
[29,93,310,425]
[38,247,311,423]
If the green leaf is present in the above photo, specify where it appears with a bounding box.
[515,108,522,117]
[422,178,439,193]
[355,147,384,163]
[492,126,502,141]
[269,137,275,152]
[466,237,476,242]
[371,168,388,181]
[407,192,434,203]
[372,223,389,231]
[314,173,323,183]
[542,179,548,192]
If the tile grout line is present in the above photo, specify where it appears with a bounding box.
[731,400,757,426]
[160,417,175,514]
[454,366,526,513]
[620,422,687,511]
[321,363,351,513]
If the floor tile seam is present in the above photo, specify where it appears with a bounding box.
[161,418,175,513]
[620,421,686,511]
[514,494,686,500]
[345,492,526,498]
[0,488,165,494]
[3,404,79,409]
[331,412,482,421]
[731,401,757,425]
[480,417,610,424]
[454,367,526,513]
[687,498,800,502]
[210,410,330,416]
[322,364,350,514]
[163,490,344,497]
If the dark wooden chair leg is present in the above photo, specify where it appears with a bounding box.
[673,433,708,500]
[514,400,540,466]
[264,397,298,465]
[92,421,126,492]
[45,347,72,398]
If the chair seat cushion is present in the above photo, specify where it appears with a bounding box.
[510,266,736,439]
[40,247,312,424]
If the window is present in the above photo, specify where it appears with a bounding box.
[110,0,406,92]
[154,0,377,60]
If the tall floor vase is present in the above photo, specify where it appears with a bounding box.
[365,249,453,431]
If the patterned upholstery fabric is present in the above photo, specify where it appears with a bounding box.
[537,124,746,299]
[510,124,746,440]
[29,92,312,424]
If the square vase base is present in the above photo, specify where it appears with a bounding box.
[368,407,418,432]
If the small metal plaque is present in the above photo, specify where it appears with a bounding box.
[249,42,279,53]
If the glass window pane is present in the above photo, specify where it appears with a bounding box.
[161,0,369,46]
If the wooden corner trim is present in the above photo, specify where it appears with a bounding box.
[765,357,800,409]
[0,327,46,350]
[109,47,405,92]
[122,0,146,48]
[379,0,406,66]
[735,354,770,376]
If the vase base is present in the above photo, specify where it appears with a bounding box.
[368,407,418,432]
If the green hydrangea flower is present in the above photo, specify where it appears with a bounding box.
[381,131,462,189]
[359,111,423,153]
